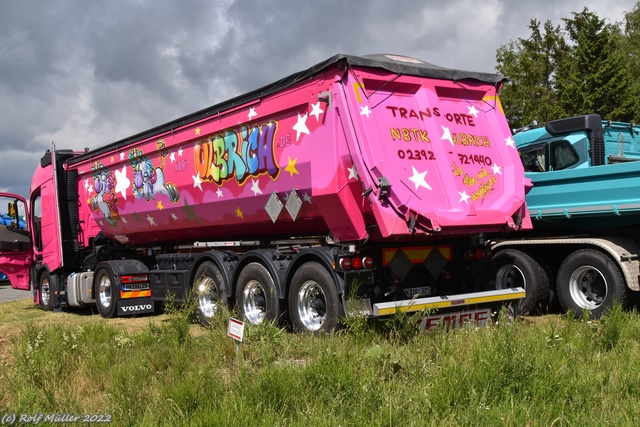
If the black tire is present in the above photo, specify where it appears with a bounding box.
[235,262,281,325]
[556,249,626,318]
[39,270,54,311]
[288,262,342,333]
[94,267,117,318]
[493,249,550,315]
[192,261,226,327]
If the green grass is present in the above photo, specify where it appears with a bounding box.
[2,301,640,426]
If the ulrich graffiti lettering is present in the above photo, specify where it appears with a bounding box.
[195,122,279,185]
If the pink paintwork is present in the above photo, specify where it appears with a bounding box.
[0,54,531,300]
[65,57,529,248]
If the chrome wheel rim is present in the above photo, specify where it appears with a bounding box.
[297,280,326,331]
[197,277,218,319]
[98,274,112,308]
[40,277,50,306]
[242,280,266,324]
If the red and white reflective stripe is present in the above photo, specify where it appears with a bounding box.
[120,289,152,299]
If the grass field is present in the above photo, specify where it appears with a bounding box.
[1,298,640,426]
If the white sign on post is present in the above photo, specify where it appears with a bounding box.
[228,317,245,342]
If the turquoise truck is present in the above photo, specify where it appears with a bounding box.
[493,114,640,317]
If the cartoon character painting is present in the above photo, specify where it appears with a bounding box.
[129,141,180,203]
[89,161,120,226]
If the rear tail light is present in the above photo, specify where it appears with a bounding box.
[352,257,363,270]
[339,257,352,270]
[339,255,375,270]
[363,256,374,269]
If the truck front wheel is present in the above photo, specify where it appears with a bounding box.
[95,268,117,318]
[556,249,626,318]
[192,261,226,327]
[493,249,550,315]
[39,270,53,311]
[236,262,280,325]
[289,262,341,333]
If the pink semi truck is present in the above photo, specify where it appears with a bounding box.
[0,54,529,332]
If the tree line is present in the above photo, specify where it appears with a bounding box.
[496,2,640,129]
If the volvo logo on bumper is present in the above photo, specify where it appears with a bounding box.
[117,298,154,316]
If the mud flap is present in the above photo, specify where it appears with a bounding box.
[51,274,62,312]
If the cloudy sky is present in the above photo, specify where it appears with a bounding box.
[0,0,636,198]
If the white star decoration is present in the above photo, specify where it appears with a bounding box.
[115,166,130,200]
[122,217,128,224]
[467,105,479,118]
[170,152,176,163]
[505,136,515,148]
[310,102,324,121]
[441,126,453,146]
[178,147,183,156]
[408,166,432,191]
[492,164,502,175]
[216,188,223,198]
[292,113,310,141]
[303,193,312,204]
[119,152,125,161]
[171,213,179,221]
[459,191,470,204]
[192,174,203,191]
[146,214,156,226]
[248,107,258,120]
[347,165,358,180]
[84,178,92,195]
[250,179,263,196]
[360,106,372,118]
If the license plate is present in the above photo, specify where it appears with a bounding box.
[419,307,492,331]
[403,286,431,298]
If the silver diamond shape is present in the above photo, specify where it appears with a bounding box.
[285,189,303,221]
[264,192,284,223]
